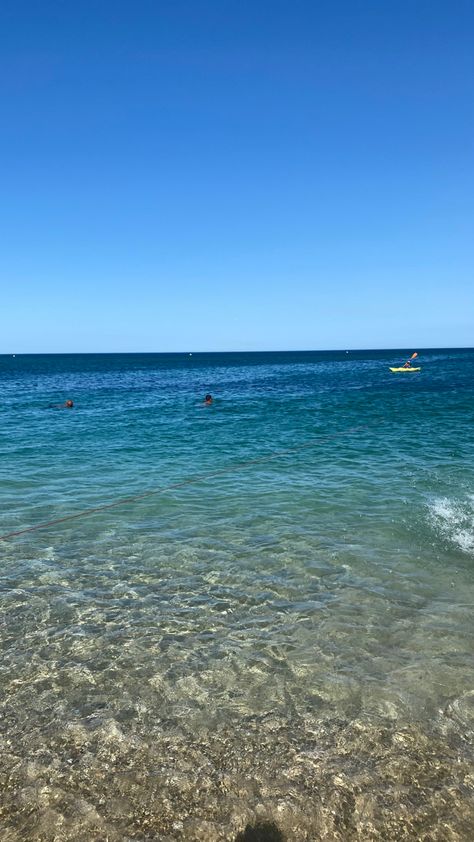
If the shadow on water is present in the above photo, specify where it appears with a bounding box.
[235,821,286,841]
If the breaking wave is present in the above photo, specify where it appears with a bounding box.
[428,495,474,555]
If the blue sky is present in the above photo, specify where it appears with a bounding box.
[1,0,473,352]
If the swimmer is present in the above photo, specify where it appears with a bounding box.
[204,393,213,405]
[49,399,74,409]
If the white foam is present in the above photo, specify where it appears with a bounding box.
[428,496,474,555]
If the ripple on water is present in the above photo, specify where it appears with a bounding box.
[2,351,474,839]
[1,533,474,840]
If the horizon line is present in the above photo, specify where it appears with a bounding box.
[1,345,473,356]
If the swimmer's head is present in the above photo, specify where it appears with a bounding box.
[204,394,212,404]
[65,399,74,408]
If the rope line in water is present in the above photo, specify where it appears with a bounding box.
[0,425,368,542]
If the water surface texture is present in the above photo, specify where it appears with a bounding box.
[1,349,474,840]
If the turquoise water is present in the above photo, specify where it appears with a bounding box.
[1,349,474,841]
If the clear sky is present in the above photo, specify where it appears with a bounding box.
[1,0,473,353]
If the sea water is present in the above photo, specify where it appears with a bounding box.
[0,349,473,841]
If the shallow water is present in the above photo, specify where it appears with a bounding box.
[1,349,474,840]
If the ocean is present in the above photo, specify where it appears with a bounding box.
[1,348,473,841]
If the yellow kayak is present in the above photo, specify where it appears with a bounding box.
[389,367,421,372]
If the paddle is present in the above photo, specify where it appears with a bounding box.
[403,352,418,368]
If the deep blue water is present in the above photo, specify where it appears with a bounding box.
[1,349,474,840]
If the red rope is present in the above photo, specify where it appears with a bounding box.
[0,425,367,542]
